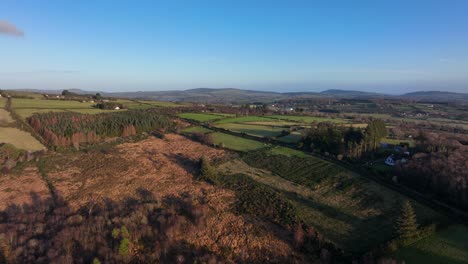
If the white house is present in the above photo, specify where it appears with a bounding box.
[385,155,396,166]
[114,106,120,110]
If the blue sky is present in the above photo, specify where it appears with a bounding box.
[1,0,467,94]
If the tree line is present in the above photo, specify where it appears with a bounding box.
[300,119,387,159]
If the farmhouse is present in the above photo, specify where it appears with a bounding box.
[385,154,408,166]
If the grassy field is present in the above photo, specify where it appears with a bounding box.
[0,127,45,151]
[276,132,303,143]
[220,151,445,255]
[178,112,227,122]
[267,115,350,124]
[215,123,285,138]
[238,120,299,126]
[268,146,307,157]
[182,126,213,134]
[394,224,468,264]
[0,97,6,107]
[211,132,268,151]
[12,98,95,109]
[214,116,277,124]
[182,126,268,151]
[381,137,415,146]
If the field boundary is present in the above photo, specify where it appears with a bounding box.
[180,117,468,224]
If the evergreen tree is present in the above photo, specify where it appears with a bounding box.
[395,200,419,242]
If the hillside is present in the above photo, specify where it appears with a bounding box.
[401,91,468,102]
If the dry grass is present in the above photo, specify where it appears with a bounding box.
[0,109,15,126]
[0,127,45,151]
[39,134,301,261]
[0,166,50,210]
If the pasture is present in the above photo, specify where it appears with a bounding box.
[12,98,95,109]
[213,116,276,124]
[267,115,350,124]
[214,123,285,138]
[212,132,267,151]
[0,127,45,151]
[394,224,468,264]
[178,112,226,122]
[182,126,268,151]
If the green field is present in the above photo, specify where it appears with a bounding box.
[394,224,468,264]
[10,98,130,119]
[268,146,307,157]
[182,126,213,134]
[211,132,268,151]
[12,98,95,109]
[267,115,350,124]
[215,123,285,138]
[182,126,268,151]
[213,116,277,124]
[276,131,303,143]
[381,137,415,146]
[0,127,45,151]
[178,112,227,122]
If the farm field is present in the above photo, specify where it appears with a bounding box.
[182,126,268,151]
[10,98,129,119]
[214,123,285,138]
[211,132,268,151]
[277,131,302,143]
[0,127,45,151]
[393,224,468,264]
[238,120,299,126]
[12,98,95,109]
[267,115,350,124]
[178,112,226,122]
[222,151,445,255]
[182,126,213,134]
[213,116,277,124]
[381,137,415,146]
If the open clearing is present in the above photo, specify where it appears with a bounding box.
[0,127,45,151]
[215,123,285,138]
[394,224,468,264]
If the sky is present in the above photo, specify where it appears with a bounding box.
[1,0,468,94]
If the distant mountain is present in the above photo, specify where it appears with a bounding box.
[400,91,468,102]
[106,88,287,104]
[6,88,467,104]
[320,89,385,97]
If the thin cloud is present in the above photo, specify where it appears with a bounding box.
[0,20,24,37]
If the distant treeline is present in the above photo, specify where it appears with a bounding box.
[28,110,174,147]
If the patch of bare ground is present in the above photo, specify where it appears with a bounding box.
[41,134,303,262]
[0,166,50,210]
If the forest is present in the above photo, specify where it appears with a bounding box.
[27,110,174,147]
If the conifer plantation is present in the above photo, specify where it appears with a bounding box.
[28,110,174,147]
